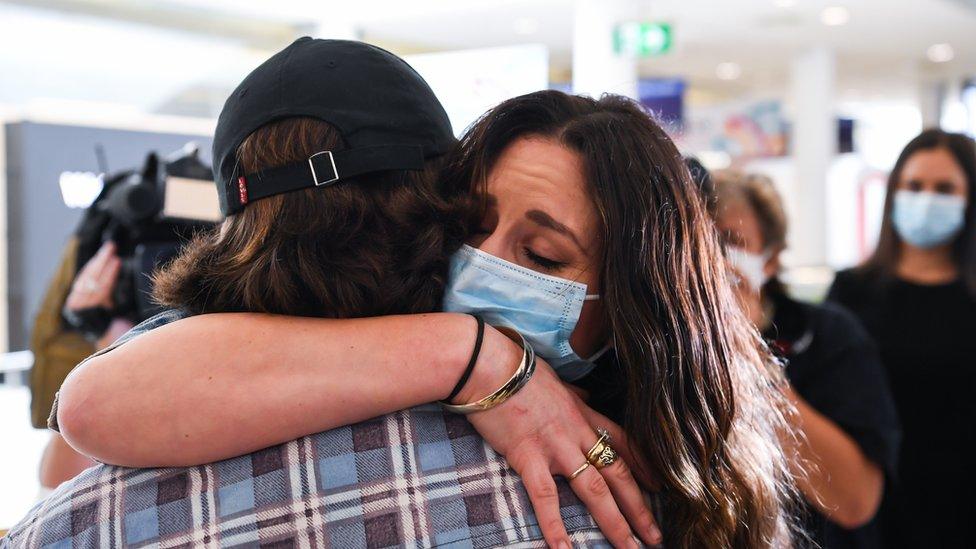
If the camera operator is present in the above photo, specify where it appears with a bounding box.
[38,242,134,491]
[30,144,216,493]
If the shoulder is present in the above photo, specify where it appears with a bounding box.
[829,267,869,294]
[132,308,191,333]
[778,297,879,384]
[801,300,890,392]
[105,309,191,351]
[811,300,872,345]
[826,266,880,308]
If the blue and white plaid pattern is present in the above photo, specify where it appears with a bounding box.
[5,405,629,548]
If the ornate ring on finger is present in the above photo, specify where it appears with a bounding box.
[585,428,611,463]
[589,442,618,469]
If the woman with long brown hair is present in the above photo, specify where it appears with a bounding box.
[828,129,976,548]
[53,88,800,546]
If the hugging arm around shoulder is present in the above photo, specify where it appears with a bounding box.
[54,310,517,467]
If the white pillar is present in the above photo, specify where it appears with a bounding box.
[918,79,944,129]
[572,0,639,99]
[790,47,835,267]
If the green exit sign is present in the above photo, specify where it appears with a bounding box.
[614,22,672,57]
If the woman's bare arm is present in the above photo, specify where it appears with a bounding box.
[784,387,885,529]
[57,312,519,467]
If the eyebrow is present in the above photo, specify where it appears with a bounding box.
[526,209,585,252]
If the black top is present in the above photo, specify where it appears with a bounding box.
[764,291,900,549]
[828,268,976,548]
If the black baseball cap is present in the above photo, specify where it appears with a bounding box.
[212,37,455,216]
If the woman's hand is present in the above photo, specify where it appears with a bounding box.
[564,384,658,492]
[65,241,122,312]
[457,352,662,549]
[96,318,136,350]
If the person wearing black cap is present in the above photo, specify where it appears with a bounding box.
[211,36,454,218]
[10,38,660,549]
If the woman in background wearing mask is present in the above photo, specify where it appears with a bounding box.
[713,170,900,548]
[827,129,976,548]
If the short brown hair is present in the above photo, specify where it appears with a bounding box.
[152,117,469,317]
[713,169,788,253]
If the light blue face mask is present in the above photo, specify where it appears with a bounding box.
[442,244,609,381]
[892,190,967,249]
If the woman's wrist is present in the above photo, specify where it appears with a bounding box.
[450,324,524,405]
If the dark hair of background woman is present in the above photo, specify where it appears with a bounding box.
[151,117,471,318]
[442,90,801,548]
[863,128,976,296]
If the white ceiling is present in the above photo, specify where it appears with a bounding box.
[0,0,973,115]
[353,0,976,98]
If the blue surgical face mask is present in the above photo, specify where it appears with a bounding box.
[892,190,967,249]
[442,244,608,381]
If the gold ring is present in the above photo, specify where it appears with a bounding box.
[585,428,611,463]
[585,428,618,469]
[590,442,618,469]
[569,461,590,480]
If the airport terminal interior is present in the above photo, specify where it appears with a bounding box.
[1,0,975,546]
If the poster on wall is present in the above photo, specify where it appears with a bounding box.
[680,99,789,159]
[406,45,549,136]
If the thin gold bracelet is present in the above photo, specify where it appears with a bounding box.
[440,326,536,414]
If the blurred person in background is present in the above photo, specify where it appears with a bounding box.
[827,129,976,548]
[29,145,209,495]
[30,238,132,492]
[713,169,900,548]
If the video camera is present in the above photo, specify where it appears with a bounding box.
[63,144,220,339]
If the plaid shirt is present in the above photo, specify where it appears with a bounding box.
[5,311,662,547]
[6,407,633,548]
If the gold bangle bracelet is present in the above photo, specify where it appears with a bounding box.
[440,326,536,414]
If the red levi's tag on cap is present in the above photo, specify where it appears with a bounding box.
[238,176,248,205]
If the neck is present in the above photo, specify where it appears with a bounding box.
[895,242,958,284]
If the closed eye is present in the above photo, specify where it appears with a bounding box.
[524,247,566,272]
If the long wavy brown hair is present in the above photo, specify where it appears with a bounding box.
[443,91,801,548]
